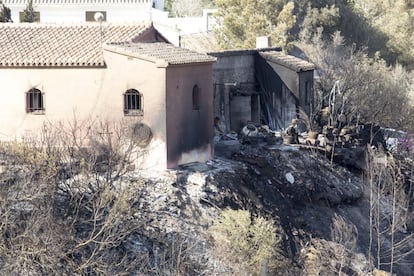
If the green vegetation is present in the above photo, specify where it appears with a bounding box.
[212,0,414,69]
[298,31,414,131]
[210,209,292,275]
[165,0,214,17]
[21,0,37,23]
[214,0,414,70]
[215,0,296,49]
[296,0,414,70]
[0,0,11,22]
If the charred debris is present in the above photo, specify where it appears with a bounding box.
[218,118,410,172]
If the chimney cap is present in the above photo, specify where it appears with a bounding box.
[256,36,271,49]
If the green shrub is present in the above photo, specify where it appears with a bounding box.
[210,209,290,275]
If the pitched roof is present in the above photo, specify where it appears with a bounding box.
[104,42,216,66]
[259,51,315,72]
[0,23,153,67]
[2,0,152,5]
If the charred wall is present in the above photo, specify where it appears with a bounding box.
[210,51,259,132]
[298,71,314,117]
[165,63,214,169]
[256,55,314,129]
[255,55,297,130]
[210,49,314,132]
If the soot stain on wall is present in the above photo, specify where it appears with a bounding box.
[166,64,213,168]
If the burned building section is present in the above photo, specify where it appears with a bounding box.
[210,49,315,133]
[257,51,315,130]
[211,50,261,133]
[165,63,215,169]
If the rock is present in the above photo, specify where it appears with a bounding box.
[285,172,295,184]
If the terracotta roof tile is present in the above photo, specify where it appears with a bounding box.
[259,51,315,72]
[0,23,151,67]
[105,42,216,65]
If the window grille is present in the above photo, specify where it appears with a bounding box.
[124,89,143,115]
[26,88,45,114]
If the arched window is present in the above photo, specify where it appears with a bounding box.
[26,88,44,113]
[124,89,143,115]
[192,85,200,110]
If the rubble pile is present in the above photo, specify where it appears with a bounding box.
[231,122,394,170]
[230,145,363,206]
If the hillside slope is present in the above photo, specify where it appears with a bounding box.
[0,142,413,275]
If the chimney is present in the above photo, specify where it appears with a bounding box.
[256,36,271,49]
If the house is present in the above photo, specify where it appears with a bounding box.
[180,33,315,132]
[0,23,216,170]
[2,0,166,23]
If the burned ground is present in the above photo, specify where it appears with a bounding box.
[208,145,366,260]
[205,143,414,275]
[0,140,413,275]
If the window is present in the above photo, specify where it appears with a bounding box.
[124,89,143,116]
[305,81,312,105]
[26,88,44,114]
[192,85,200,110]
[85,11,107,22]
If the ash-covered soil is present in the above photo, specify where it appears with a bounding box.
[132,142,414,275]
[1,142,413,275]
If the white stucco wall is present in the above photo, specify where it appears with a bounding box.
[6,2,168,23]
[153,9,217,47]
[0,50,168,170]
[104,50,168,170]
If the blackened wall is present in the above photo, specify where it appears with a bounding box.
[210,49,314,132]
[255,54,300,129]
[210,51,258,132]
[298,71,314,117]
[165,63,214,169]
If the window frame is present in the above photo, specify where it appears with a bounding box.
[305,81,312,105]
[123,88,143,116]
[192,85,200,110]
[26,88,45,114]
